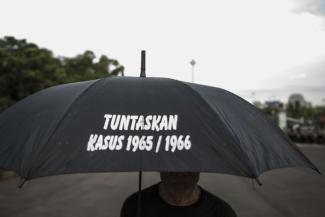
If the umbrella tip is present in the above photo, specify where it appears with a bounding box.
[140,50,146,78]
[255,177,263,186]
[18,178,27,188]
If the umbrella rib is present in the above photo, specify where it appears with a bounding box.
[170,79,259,178]
[28,78,108,178]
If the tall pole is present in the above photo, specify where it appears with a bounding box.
[140,50,146,77]
[190,59,196,82]
[137,50,145,217]
[251,91,255,104]
[137,170,142,217]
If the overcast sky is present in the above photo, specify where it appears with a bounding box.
[1,0,325,104]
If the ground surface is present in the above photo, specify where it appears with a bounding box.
[0,144,324,217]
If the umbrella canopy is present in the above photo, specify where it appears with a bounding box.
[0,76,319,183]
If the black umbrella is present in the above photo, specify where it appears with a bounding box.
[0,51,320,215]
[0,51,320,179]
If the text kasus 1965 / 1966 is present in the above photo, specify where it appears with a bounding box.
[86,114,192,153]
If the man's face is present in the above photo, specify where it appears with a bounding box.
[160,172,200,189]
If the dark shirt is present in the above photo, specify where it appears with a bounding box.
[120,183,237,217]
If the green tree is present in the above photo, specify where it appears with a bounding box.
[0,36,124,111]
[287,102,315,121]
[261,107,278,124]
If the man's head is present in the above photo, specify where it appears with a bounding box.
[160,172,200,190]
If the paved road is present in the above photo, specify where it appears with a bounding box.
[0,145,324,217]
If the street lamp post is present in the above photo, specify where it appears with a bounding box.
[190,59,196,83]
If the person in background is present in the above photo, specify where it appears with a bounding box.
[121,172,237,217]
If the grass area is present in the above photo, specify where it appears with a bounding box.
[0,171,16,181]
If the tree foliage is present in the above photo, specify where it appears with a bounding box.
[261,107,279,124]
[0,36,124,111]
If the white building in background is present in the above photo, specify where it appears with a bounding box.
[278,111,287,130]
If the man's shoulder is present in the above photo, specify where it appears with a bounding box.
[200,186,226,202]
[121,183,159,217]
[124,183,159,204]
[199,186,237,217]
